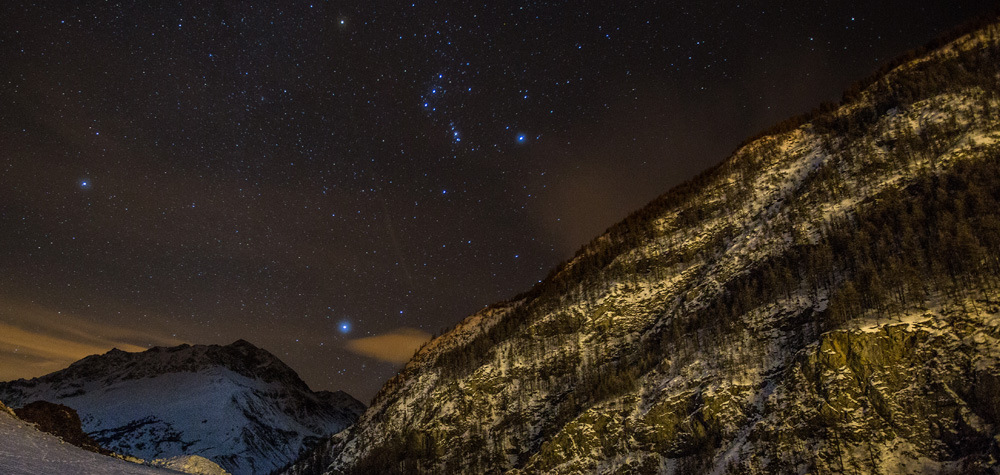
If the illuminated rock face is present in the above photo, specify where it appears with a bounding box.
[286,20,1000,475]
[0,340,365,475]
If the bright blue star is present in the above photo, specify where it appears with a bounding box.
[338,320,351,334]
[517,134,527,143]
[79,179,91,189]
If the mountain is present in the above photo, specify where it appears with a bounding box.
[285,18,1000,475]
[0,340,365,475]
[0,400,178,475]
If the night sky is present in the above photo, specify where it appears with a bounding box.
[1,1,996,401]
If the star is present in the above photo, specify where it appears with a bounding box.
[3,0,992,406]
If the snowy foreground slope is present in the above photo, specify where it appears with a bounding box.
[286,19,1000,475]
[0,401,179,475]
[0,340,364,475]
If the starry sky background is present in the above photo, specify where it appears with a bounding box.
[1,1,997,401]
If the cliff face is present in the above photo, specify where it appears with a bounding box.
[291,20,1000,474]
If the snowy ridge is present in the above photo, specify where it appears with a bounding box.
[0,340,365,475]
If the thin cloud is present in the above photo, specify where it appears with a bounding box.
[345,328,432,364]
[0,299,184,381]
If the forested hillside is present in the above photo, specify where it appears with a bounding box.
[287,18,1000,475]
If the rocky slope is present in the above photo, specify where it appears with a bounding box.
[287,18,1000,475]
[13,400,112,456]
[0,340,365,475]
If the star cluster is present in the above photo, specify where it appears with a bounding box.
[1,1,995,400]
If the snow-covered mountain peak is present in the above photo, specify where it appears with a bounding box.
[52,340,309,391]
[0,340,365,475]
